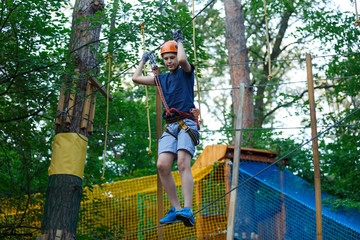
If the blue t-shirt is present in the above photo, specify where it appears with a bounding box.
[157,65,195,119]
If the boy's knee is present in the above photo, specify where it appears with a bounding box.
[157,161,166,172]
[177,158,190,173]
[157,160,172,174]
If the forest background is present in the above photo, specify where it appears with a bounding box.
[0,0,359,238]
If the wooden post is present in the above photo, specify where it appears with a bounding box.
[224,159,232,214]
[55,82,66,126]
[66,69,79,124]
[156,68,164,240]
[80,81,93,129]
[306,54,323,240]
[88,88,97,135]
[226,83,245,240]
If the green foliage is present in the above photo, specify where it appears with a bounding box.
[318,110,360,210]
[1,0,360,238]
[0,0,70,238]
[294,7,360,209]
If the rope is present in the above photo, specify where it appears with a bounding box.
[355,0,360,26]
[141,23,152,154]
[101,54,112,180]
[53,0,360,125]
[193,106,360,216]
[192,0,203,124]
[0,0,172,85]
[92,123,360,138]
[263,0,272,79]
[152,67,171,116]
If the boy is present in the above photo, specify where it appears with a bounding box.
[132,30,199,227]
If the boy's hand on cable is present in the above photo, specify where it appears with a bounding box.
[171,29,183,43]
[141,51,152,63]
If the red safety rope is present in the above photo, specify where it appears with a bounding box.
[152,67,172,116]
[151,61,200,130]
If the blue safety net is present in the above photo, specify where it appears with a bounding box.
[233,160,360,240]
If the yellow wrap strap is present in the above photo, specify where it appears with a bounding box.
[48,133,88,179]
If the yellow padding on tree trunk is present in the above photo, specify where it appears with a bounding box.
[48,133,88,179]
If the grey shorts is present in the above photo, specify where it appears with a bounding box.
[158,118,200,157]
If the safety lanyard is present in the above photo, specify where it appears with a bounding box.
[149,52,172,117]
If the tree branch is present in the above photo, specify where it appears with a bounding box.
[260,84,337,125]
[0,93,53,123]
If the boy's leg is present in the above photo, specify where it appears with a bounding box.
[157,152,181,208]
[175,119,199,227]
[176,149,195,227]
[177,149,193,208]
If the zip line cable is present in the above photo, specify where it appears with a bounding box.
[91,124,360,140]
[106,0,218,82]
[3,0,359,85]
[64,71,357,144]
[109,75,357,99]
[72,2,360,122]
[55,0,219,134]
[198,51,360,68]
[12,0,358,144]
[111,51,360,76]
[103,106,360,240]
[191,109,360,217]
[0,0,172,84]
[85,0,172,74]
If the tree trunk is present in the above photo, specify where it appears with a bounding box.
[55,0,104,136]
[41,0,104,239]
[224,0,254,146]
[41,175,83,239]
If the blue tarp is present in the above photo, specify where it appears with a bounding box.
[234,161,360,240]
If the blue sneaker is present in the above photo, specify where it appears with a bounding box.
[176,207,195,227]
[159,207,181,225]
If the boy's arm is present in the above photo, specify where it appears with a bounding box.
[177,41,192,73]
[172,30,192,73]
[132,53,156,86]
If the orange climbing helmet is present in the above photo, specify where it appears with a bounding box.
[160,41,178,56]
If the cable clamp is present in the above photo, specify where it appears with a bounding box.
[149,52,158,69]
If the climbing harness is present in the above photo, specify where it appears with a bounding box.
[163,110,200,146]
[149,52,200,146]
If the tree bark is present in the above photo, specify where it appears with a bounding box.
[41,175,83,238]
[41,0,104,239]
[55,0,104,136]
[224,0,254,145]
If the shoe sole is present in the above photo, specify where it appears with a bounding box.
[160,219,182,225]
[176,214,194,227]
